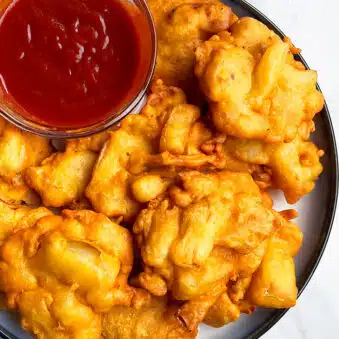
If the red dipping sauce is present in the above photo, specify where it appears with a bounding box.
[0,0,152,128]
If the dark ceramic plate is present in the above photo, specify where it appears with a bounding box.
[0,0,338,338]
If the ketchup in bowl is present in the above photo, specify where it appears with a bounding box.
[0,0,154,131]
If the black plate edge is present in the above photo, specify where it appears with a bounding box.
[0,326,11,339]
[0,1,338,339]
[231,0,339,338]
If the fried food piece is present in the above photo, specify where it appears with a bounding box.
[86,81,187,221]
[25,128,115,208]
[199,210,300,328]
[136,229,236,302]
[198,242,270,328]
[85,126,153,222]
[228,239,268,303]
[173,247,236,300]
[196,19,324,202]
[134,170,303,330]
[200,131,259,174]
[160,104,200,155]
[223,134,324,203]
[0,118,51,204]
[25,150,97,207]
[247,214,303,308]
[131,174,173,203]
[135,104,223,169]
[135,171,274,271]
[152,1,236,101]
[147,0,212,26]
[0,210,136,338]
[228,16,280,55]
[203,292,241,327]
[269,137,323,203]
[176,280,227,331]
[133,170,277,330]
[128,107,217,173]
[0,175,39,205]
[102,297,197,339]
[0,117,51,179]
[18,288,101,339]
[195,17,324,142]
[0,200,51,245]
[137,247,235,331]
[203,291,256,328]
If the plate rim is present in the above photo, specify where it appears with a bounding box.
[0,1,338,339]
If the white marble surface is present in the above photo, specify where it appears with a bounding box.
[246,1,339,338]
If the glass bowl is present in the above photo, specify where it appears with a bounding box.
[0,0,157,139]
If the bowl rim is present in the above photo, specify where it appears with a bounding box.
[0,0,338,338]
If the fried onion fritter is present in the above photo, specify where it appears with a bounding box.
[131,174,174,203]
[195,17,324,142]
[246,213,303,308]
[204,211,302,329]
[24,130,116,209]
[0,209,138,338]
[0,201,52,317]
[133,169,304,330]
[102,297,197,339]
[0,200,52,245]
[193,17,324,201]
[25,150,97,207]
[0,118,51,179]
[18,288,101,339]
[160,104,200,155]
[147,0,212,26]
[0,117,51,204]
[268,137,323,203]
[133,171,279,329]
[228,239,268,304]
[203,291,242,328]
[135,171,274,270]
[223,134,323,203]
[151,1,236,102]
[0,176,40,206]
[193,18,324,202]
[128,104,222,173]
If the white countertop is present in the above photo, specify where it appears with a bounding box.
[247,1,339,338]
